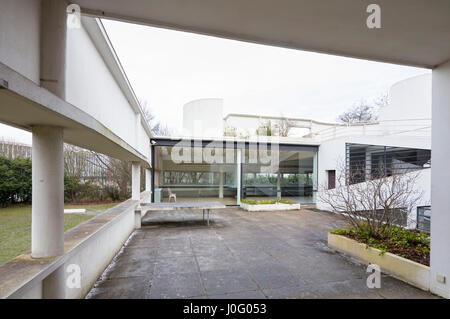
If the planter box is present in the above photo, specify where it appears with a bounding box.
[240,202,301,212]
[328,233,430,291]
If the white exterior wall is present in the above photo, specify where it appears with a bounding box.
[183,99,223,138]
[66,19,149,158]
[0,0,41,84]
[316,135,431,228]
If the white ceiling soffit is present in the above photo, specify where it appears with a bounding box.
[75,0,450,68]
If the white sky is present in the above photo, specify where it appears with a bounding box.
[0,18,430,143]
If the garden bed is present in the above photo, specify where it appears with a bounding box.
[328,232,430,291]
[240,199,300,212]
[330,226,430,266]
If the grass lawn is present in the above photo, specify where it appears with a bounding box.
[0,202,120,266]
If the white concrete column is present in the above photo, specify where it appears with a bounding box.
[312,153,318,190]
[32,126,64,258]
[276,171,281,200]
[145,168,151,192]
[219,170,224,199]
[236,149,242,204]
[40,0,67,99]
[430,60,450,299]
[132,161,141,200]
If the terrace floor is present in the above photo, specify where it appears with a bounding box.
[86,207,437,299]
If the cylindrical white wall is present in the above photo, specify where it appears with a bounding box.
[183,98,223,138]
[31,126,64,258]
[378,74,431,137]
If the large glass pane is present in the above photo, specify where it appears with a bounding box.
[242,149,317,204]
[153,145,238,205]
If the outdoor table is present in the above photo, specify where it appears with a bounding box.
[139,201,226,225]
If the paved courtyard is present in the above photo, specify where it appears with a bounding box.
[86,208,437,299]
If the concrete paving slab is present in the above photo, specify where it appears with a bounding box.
[148,272,205,299]
[200,269,259,296]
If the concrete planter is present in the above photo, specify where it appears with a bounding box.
[328,233,430,291]
[240,202,301,212]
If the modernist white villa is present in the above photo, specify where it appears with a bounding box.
[1,1,448,300]
[151,74,431,231]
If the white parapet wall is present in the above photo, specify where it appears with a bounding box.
[0,191,151,299]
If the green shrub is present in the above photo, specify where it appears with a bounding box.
[330,222,430,264]
[0,156,32,207]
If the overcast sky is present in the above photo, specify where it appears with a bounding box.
[0,18,429,144]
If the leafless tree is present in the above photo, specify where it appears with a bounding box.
[140,99,172,136]
[338,101,378,123]
[277,117,294,137]
[337,92,388,124]
[86,152,131,198]
[373,91,389,108]
[319,160,424,237]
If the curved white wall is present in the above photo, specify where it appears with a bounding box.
[378,74,431,137]
[183,98,223,138]
[379,74,431,121]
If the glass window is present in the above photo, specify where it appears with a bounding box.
[417,206,431,232]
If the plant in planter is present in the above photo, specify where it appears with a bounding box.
[330,223,430,265]
[320,160,428,264]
